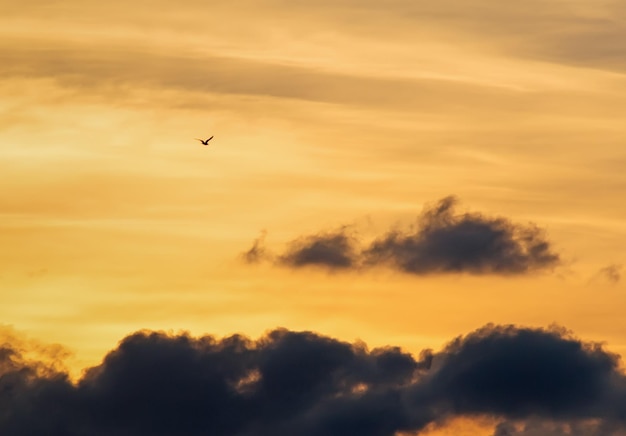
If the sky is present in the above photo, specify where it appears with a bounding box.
[2,0,626,434]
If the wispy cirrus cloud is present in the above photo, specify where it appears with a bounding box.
[5,0,626,75]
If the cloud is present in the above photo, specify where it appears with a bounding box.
[0,328,427,436]
[251,197,560,276]
[278,227,360,269]
[242,230,269,264]
[424,324,621,420]
[1,324,625,435]
[0,325,71,376]
[0,42,520,113]
[595,264,622,285]
[6,0,626,76]
[491,419,626,436]
[363,196,560,275]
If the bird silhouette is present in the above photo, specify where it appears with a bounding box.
[196,136,214,145]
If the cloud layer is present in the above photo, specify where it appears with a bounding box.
[0,324,625,435]
[248,196,560,275]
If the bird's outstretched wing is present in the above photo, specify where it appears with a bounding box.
[195,136,214,145]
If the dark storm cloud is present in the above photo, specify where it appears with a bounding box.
[255,197,560,275]
[0,328,427,436]
[1,324,626,435]
[424,324,622,419]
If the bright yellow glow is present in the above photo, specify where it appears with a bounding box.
[2,1,626,432]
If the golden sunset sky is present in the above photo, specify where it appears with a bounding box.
[2,1,626,434]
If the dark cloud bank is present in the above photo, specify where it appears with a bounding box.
[2,324,626,436]
[246,196,560,275]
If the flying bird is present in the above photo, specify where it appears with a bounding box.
[196,136,214,145]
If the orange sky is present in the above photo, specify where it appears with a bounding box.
[2,1,626,433]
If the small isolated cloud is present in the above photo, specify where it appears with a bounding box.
[246,196,560,276]
[594,264,622,285]
[363,196,560,275]
[242,230,268,264]
[1,324,626,435]
[278,227,360,269]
